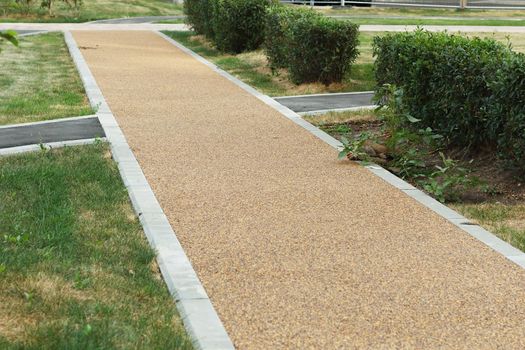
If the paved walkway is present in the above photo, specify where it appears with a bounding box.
[73,30,525,349]
[0,117,103,149]
[275,91,375,114]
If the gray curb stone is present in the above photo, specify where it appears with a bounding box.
[0,138,104,156]
[64,31,234,350]
[0,114,97,130]
[298,105,377,116]
[156,30,525,271]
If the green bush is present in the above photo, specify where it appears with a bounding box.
[373,30,525,174]
[263,5,320,73]
[184,0,215,38]
[287,16,359,85]
[211,0,270,53]
[489,53,525,172]
[373,30,511,148]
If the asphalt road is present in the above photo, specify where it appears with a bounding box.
[275,91,375,113]
[0,117,104,149]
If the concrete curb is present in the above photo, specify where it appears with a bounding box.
[0,138,103,156]
[298,105,377,116]
[157,30,525,271]
[18,30,49,37]
[64,31,235,350]
[275,90,375,99]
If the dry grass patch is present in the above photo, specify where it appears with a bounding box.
[304,109,377,125]
[0,32,93,125]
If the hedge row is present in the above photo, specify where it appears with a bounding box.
[264,5,360,84]
[373,30,525,172]
[184,0,268,53]
[184,0,360,84]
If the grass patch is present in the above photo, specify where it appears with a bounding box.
[342,17,525,26]
[303,109,376,125]
[0,143,193,349]
[163,30,375,96]
[0,0,182,23]
[317,6,525,18]
[451,203,525,252]
[155,18,185,24]
[0,32,93,125]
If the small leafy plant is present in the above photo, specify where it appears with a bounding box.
[338,133,372,161]
[419,153,481,203]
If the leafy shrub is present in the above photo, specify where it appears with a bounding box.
[263,5,320,73]
[184,0,215,38]
[211,0,270,53]
[286,16,359,85]
[489,53,525,173]
[374,31,512,148]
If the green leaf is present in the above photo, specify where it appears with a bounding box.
[406,115,421,123]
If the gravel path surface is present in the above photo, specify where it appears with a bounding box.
[73,30,525,349]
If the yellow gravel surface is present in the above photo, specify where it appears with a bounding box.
[74,31,525,349]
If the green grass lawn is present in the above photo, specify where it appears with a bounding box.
[0,143,193,349]
[341,17,525,26]
[317,6,525,18]
[315,6,525,26]
[163,31,375,96]
[0,32,93,125]
[155,18,185,24]
[0,0,182,23]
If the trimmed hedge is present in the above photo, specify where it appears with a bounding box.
[185,0,360,84]
[490,53,525,171]
[184,0,214,37]
[373,30,525,173]
[185,0,270,53]
[287,16,359,85]
[264,5,320,72]
[263,5,359,85]
[211,0,269,53]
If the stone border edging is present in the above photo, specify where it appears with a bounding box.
[157,30,525,271]
[298,105,377,116]
[63,31,235,350]
[0,138,103,156]
[275,90,375,99]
